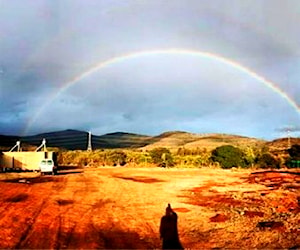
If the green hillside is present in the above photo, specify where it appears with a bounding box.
[0,129,298,153]
[141,132,266,151]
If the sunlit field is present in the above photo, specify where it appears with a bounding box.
[0,167,299,249]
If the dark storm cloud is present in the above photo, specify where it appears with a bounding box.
[1,0,300,139]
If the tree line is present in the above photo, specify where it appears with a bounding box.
[57,144,300,169]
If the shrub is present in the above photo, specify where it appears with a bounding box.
[242,146,257,167]
[58,149,127,167]
[59,150,81,165]
[287,144,300,160]
[210,145,246,169]
[149,147,174,167]
[286,158,300,168]
[125,150,152,166]
[256,153,280,169]
[75,154,90,166]
[174,154,211,167]
[285,144,300,168]
[106,150,127,166]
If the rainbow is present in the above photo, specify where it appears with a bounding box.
[24,48,300,135]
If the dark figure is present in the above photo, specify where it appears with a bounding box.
[159,203,183,250]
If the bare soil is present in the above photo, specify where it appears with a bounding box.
[0,167,299,249]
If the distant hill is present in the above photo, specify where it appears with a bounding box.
[186,134,266,150]
[141,131,203,150]
[21,129,90,150]
[0,129,298,152]
[141,132,266,151]
[93,132,152,149]
[266,137,300,156]
[0,129,152,150]
[0,135,20,150]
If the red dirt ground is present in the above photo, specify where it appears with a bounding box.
[0,167,299,249]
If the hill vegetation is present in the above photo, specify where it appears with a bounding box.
[1,129,299,169]
[1,129,266,151]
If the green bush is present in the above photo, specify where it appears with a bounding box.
[125,150,152,166]
[174,154,211,167]
[256,153,280,169]
[149,147,174,167]
[242,146,257,167]
[286,158,300,168]
[210,145,246,169]
[58,149,127,167]
[105,150,127,166]
[75,154,90,166]
[287,144,300,160]
[58,150,81,165]
[284,144,300,168]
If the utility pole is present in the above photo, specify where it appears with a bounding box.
[286,127,291,149]
[87,131,92,151]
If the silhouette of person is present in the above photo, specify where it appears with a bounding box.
[159,203,183,250]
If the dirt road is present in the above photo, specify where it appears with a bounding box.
[0,167,299,249]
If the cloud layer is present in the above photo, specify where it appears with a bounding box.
[1,0,300,139]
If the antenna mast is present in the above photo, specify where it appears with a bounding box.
[284,127,292,148]
[36,138,47,152]
[87,131,92,151]
[9,141,21,152]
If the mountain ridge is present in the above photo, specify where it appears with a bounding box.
[0,129,297,151]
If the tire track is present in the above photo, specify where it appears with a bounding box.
[14,199,47,248]
[53,173,97,249]
[13,175,68,249]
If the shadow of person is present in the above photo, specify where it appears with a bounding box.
[159,203,183,250]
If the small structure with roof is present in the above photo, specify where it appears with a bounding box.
[0,139,56,172]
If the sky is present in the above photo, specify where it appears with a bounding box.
[1,0,300,140]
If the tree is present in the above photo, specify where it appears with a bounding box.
[286,144,300,168]
[256,153,280,169]
[210,145,246,169]
[242,146,257,167]
[149,147,174,167]
[287,144,300,160]
[106,150,127,166]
